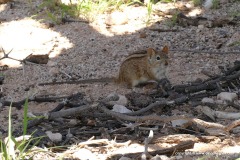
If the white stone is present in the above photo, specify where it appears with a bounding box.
[226,31,240,47]
[171,119,189,127]
[203,0,213,10]
[116,95,128,106]
[27,112,36,118]
[198,24,204,29]
[69,119,78,125]
[202,97,214,103]
[47,60,57,67]
[49,67,59,76]
[108,94,128,106]
[106,92,119,101]
[175,155,183,160]
[72,148,97,160]
[112,104,132,113]
[151,155,170,160]
[217,92,237,102]
[45,131,62,142]
[119,157,132,160]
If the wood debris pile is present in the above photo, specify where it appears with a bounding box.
[1,60,240,159]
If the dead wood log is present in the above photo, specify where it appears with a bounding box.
[0,92,85,109]
[151,134,220,144]
[24,54,49,64]
[174,70,240,94]
[110,140,195,159]
[99,105,226,131]
[125,96,188,116]
[48,104,94,120]
[225,119,240,132]
[27,101,240,134]
[150,140,195,156]
[0,0,12,4]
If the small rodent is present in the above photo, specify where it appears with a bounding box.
[38,46,169,87]
[115,45,169,87]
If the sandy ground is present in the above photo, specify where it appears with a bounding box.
[0,0,240,159]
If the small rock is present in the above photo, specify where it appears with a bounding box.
[66,129,73,139]
[205,128,227,136]
[215,99,227,105]
[202,97,214,103]
[171,119,189,128]
[217,92,237,102]
[112,104,132,113]
[72,148,97,160]
[175,155,183,160]
[203,0,213,10]
[116,95,128,106]
[197,105,215,121]
[198,24,204,29]
[49,67,59,76]
[151,155,170,160]
[27,112,36,118]
[119,157,132,160]
[226,31,240,47]
[108,94,128,106]
[45,131,62,143]
[68,119,78,125]
[106,93,119,101]
[47,60,57,67]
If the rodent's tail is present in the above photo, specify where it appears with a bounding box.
[38,77,115,86]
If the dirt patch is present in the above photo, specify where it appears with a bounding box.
[0,0,240,159]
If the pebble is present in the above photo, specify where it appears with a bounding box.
[45,131,62,143]
[68,119,78,125]
[108,94,128,106]
[198,24,204,29]
[72,148,97,160]
[112,104,132,113]
[119,157,132,160]
[226,31,240,47]
[171,119,189,128]
[217,92,237,102]
[202,97,214,103]
[151,155,170,160]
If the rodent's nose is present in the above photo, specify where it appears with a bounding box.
[165,60,168,66]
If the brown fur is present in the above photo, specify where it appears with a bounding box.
[115,46,169,87]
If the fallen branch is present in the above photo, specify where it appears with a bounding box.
[1,92,85,109]
[142,130,153,159]
[174,70,240,94]
[225,119,240,132]
[110,140,195,158]
[151,134,220,144]
[27,101,229,134]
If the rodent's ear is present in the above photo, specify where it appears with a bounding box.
[162,45,169,54]
[147,48,156,57]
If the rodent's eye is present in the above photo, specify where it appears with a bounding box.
[156,56,161,61]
